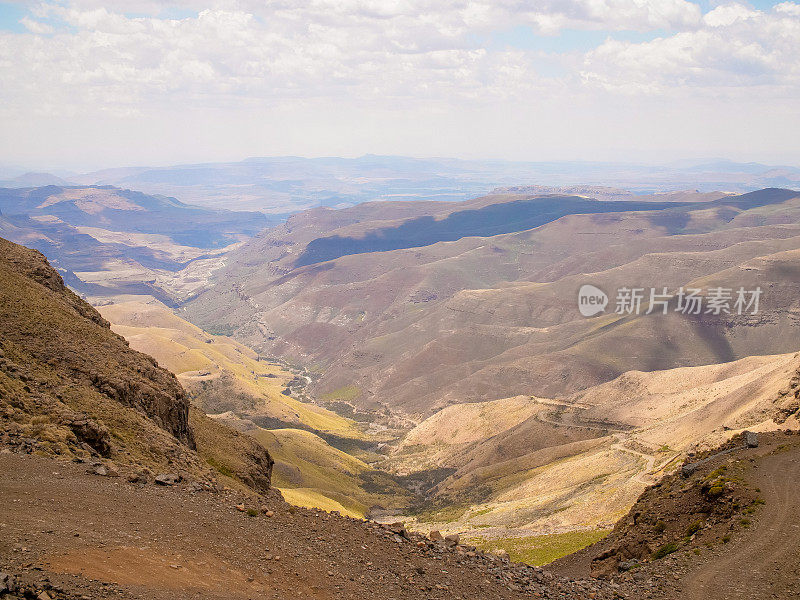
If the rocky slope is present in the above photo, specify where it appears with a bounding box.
[0,236,272,492]
[0,452,619,600]
[97,298,410,518]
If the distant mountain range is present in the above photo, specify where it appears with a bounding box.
[0,185,271,302]
[2,156,798,214]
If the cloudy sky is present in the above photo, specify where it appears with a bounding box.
[1,1,798,170]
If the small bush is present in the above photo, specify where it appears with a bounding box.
[685,520,703,537]
[722,535,731,543]
[654,520,667,533]
[246,508,259,517]
[652,543,679,560]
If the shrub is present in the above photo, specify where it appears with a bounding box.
[685,520,703,537]
[652,543,679,560]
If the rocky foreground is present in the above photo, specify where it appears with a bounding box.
[0,452,619,600]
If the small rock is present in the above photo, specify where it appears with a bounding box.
[0,572,15,594]
[235,504,246,512]
[429,530,443,542]
[127,472,148,484]
[154,473,180,486]
[745,431,759,448]
[491,548,509,560]
[444,533,460,546]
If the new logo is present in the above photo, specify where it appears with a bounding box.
[578,284,608,317]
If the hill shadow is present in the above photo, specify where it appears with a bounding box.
[294,195,694,267]
[294,188,800,268]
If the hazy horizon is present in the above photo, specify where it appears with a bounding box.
[2,1,799,170]
[3,153,800,180]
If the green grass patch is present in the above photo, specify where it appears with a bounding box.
[469,529,610,566]
[321,385,361,403]
[685,520,703,537]
[206,457,235,479]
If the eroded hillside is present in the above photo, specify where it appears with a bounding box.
[94,290,800,564]
[183,188,800,417]
[383,353,800,555]
[0,185,269,303]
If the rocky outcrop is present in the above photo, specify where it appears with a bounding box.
[0,236,194,448]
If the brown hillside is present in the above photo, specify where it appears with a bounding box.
[184,188,800,418]
[0,236,272,491]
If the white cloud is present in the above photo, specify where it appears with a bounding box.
[581,3,800,95]
[19,17,54,34]
[0,0,709,115]
[703,3,758,27]
[1,4,545,115]
[1,1,799,167]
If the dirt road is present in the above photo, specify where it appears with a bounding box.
[682,446,800,600]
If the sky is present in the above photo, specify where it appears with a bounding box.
[0,1,799,171]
